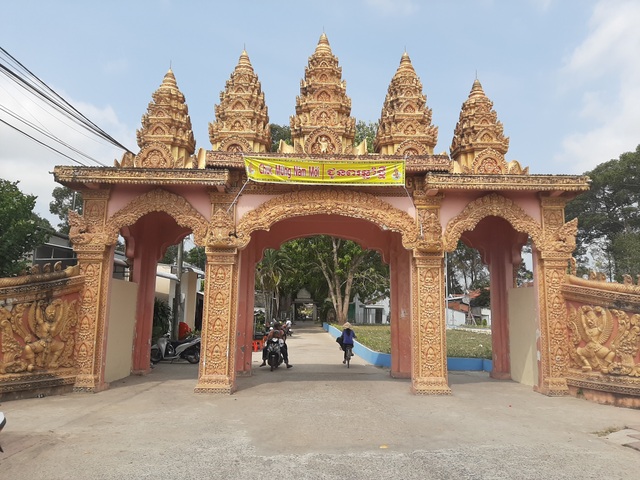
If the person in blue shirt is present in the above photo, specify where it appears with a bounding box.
[336,322,356,364]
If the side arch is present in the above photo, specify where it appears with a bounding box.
[443,193,543,251]
[236,189,420,250]
[105,188,209,244]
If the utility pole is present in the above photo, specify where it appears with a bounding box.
[172,241,184,340]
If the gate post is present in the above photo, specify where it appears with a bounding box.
[536,197,576,396]
[411,250,452,395]
[195,246,239,394]
[68,189,114,393]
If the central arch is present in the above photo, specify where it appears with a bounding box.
[233,188,418,380]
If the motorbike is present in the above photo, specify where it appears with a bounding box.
[0,411,6,453]
[284,320,293,336]
[151,333,201,364]
[266,337,284,371]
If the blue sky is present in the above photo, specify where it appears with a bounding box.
[1,0,639,223]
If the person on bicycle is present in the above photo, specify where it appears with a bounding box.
[260,322,293,368]
[336,322,356,364]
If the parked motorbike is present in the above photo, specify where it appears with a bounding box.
[0,411,6,453]
[266,338,284,371]
[150,333,201,364]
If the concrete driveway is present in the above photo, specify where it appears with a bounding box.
[0,323,638,479]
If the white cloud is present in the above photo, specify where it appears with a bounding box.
[363,0,419,16]
[0,78,133,225]
[555,0,640,173]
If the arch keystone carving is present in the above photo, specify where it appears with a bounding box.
[106,189,209,244]
[443,193,543,251]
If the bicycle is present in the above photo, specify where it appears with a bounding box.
[344,345,353,368]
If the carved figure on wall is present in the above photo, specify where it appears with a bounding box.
[574,306,615,373]
[24,300,67,371]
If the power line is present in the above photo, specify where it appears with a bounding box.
[0,46,134,165]
[0,117,90,166]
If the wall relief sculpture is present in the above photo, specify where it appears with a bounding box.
[568,305,640,377]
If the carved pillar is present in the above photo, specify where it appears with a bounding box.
[536,197,575,396]
[68,189,114,392]
[195,247,238,393]
[411,251,451,395]
[195,194,240,393]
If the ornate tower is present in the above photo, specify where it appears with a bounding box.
[288,33,357,155]
[374,52,438,156]
[450,79,527,174]
[132,69,196,168]
[209,50,271,153]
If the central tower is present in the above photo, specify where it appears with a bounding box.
[287,33,357,155]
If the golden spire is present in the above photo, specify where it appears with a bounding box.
[450,79,525,174]
[288,33,356,155]
[209,49,271,153]
[374,51,438,155]
[134,69,196,168]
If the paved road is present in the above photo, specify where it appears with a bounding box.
[0,323,638,479]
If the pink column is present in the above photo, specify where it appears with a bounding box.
[390,243,412,378]
[487,245,512,380]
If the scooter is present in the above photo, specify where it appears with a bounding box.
[150,333,201,364]
[266,338,284,371]
[0,411,6,453]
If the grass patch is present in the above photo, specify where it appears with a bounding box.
[331,324,492,359]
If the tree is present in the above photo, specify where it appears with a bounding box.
[49,186,83,234]
[160,244,178,265]
[566,144,640,280]
[0,179,52,276]
[185,245,206,270]
[270,124,292,152]
[448,241,489,292]
[355,120,378,153]
[294,236,388,324]
[255,248,290,321]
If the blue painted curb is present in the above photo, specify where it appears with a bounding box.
[324,323,492,372]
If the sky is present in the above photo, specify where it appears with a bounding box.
[1,0,640,225]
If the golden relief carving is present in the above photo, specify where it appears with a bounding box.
[105,189,209,245]
[196,251,237,393]
[568,305,640,377]
[235,189,420,250]
[0,298,79,374]
[443,193,543,251]
[411,253,451,395]
[206,208,241,248]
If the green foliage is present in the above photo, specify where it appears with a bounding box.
[185,245,206,270]
[270,124,292,152]
[152,298,172,342]
[288,236,389,323]
[0,179,51,277]
[49,186,83,234]
[470,288,490,308]
[160,244,178,264]
[448,241,489,291]
[566,144,640,279]
[354,120,378,153]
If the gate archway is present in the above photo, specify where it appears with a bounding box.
[51,33,590,397]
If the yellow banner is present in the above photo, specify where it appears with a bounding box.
[244,156,405,186]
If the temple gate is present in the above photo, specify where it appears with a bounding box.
[37,34,637,403]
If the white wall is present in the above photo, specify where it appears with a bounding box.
[105,279,138,383]
[508,286,538,386]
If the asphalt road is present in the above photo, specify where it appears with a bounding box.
[0,323,638,479]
